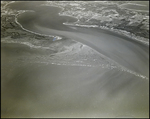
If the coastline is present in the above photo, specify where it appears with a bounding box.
[1,1,149,118]
[3,1,149,45]
[1,2,149,79]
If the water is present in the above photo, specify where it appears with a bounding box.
[1,1,149,118]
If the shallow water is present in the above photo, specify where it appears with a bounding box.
[1,43,149,117]
[15,4,149,77]
[1,1,149,118]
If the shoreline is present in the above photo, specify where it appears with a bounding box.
[5,1,149,45]
[1,1,149,118]
[2,2,149,79]
[16,9,149,45]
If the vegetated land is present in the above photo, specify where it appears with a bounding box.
[1,1,149,41]
[50,1,149,39]
[1,1,52,41]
